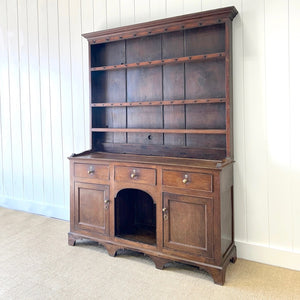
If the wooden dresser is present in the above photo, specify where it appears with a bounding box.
[68,6,238,285]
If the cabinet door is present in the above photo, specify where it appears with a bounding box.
[163,193,213,257]
[74,182,110,236]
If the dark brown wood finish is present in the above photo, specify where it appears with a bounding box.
[69,7,238,285]
[87,7,236,158]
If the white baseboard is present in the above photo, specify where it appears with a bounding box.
[0,196,69,221]
[236,240,300,271]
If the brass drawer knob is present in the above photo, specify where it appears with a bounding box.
[130,169,138,179]
[88,166,95,175]
[182,174,189,184]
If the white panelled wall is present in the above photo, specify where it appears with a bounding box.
[0,0,299,270]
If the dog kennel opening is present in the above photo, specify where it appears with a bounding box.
[115,188,156,245]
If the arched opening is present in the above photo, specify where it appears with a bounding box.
[115,189,156,245]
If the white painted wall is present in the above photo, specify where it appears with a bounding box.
[0,0,299,270]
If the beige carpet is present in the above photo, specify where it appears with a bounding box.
[0,207,299,299]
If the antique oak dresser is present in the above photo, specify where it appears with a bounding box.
[68,6,238,285]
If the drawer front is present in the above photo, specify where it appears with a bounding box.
[162,170,213,192]
[114,166,156,185]
[74,163,109,180]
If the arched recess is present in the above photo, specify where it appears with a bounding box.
[115,188,156,245]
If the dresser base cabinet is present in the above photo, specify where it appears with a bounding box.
[68,152,236,285]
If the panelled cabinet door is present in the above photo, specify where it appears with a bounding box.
[74,182,110,235]
[162,193,213,257]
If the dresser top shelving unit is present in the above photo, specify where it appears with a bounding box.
[82,6,238,161]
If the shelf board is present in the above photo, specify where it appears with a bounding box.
[91,98,226,108]
[98,143,227,160]
[91,128,226,134]
[90,52,225,72]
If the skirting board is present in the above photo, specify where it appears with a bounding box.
[236,240,300,271]
[0,196,69,221]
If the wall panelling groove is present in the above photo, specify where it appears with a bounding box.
[0,0,299,270]
[0,0,13,202]
[289,0,300,252]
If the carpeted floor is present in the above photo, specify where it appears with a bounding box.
[0,207,299,299]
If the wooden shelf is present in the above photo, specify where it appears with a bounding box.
[91,98,226,107]
[90,52,225,72]
[91,128,226,134]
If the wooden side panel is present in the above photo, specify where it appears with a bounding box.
[220,164,234,256]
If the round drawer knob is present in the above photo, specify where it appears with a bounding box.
[130,169,138,179]
[88,166,95,175]
[182,174,189,184]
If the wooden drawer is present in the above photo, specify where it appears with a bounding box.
[114,166,156,185]
[162,170,213,192]
[74,163,109,180]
